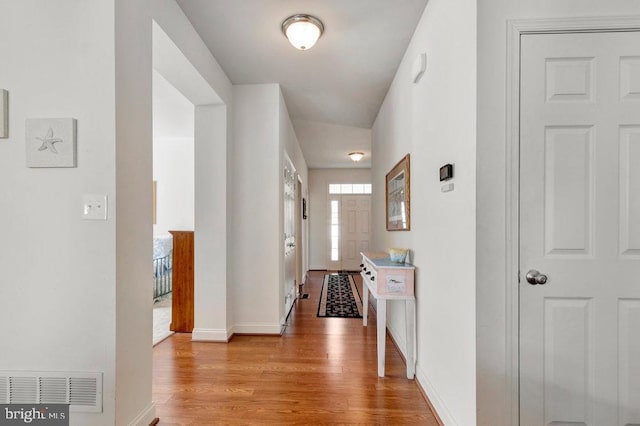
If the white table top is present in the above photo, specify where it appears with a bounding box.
[361,252,416,270]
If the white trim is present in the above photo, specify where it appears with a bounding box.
[508,16,640,34]
[505,15,640,426]
[309,265,328,270]
[192,328,230,342]
[416,366,457,426]
[505,17,522,426]
[230,323,283,335]
[127,402,156,426]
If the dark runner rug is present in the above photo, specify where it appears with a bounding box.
[317,273,363,318]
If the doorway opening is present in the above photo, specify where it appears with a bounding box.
[327,183,372,271]
[151,69,195,346]
[151,20,227,349]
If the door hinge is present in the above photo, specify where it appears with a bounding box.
[518,270,521,283]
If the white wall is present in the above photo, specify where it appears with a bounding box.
[0,1,153,424]
[153,70,195,235]
[476,2,640,425]
[152,136,194,234]
[114,0,154,423]
[279,91,309,321]
[192,104,229,340]
[231,84,309,333]
[231,84,281,333]
[308,169,373,269]
[371,0,477,424]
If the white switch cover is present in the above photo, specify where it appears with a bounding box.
[441,183,454,193]
[83,194,107,220]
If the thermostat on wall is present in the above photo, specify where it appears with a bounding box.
[440,163,453,181]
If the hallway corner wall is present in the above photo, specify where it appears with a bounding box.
[0,1,155,424]
[230,84,282,332]
[371,0,478,424]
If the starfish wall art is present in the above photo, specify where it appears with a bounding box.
[26,118,77,168]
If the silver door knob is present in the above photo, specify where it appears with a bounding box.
[526,269,548,285]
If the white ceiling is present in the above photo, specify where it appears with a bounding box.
[292,120,372,169]
[176,0,428,167]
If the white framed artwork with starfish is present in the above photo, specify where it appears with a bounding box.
[26,118,77,168]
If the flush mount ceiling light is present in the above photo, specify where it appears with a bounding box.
[348,152,365,162]
[282,14,324,51]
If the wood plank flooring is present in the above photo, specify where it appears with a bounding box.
[152,271,439,425]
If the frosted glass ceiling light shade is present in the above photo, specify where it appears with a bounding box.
[348,152,365,162]
[282,14,324,51]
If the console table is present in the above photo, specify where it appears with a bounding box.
[360,252,416,379]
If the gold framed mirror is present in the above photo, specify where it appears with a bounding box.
[385,154,410,231]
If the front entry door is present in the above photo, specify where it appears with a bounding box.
[327,194,371,271]
[340,195,371,271]
[519,31,640,425]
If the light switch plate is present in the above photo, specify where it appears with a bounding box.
[83,194,107,220]
[441,183,454,193]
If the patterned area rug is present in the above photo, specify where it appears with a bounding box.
[317,274,363,318]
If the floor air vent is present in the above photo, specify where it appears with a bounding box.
[0,371,102,413]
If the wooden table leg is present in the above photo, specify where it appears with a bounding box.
[377,298,387,377]
[406,299,416,379]
[362,278,369,327]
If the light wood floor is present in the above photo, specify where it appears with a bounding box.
[152,271,439,425]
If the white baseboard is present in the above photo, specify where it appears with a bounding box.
[416,366,457,426]
[192,328,230,342]
[231,323,283,335]
[128,402,156,426]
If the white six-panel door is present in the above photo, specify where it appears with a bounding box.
[340,195,371,271]
[519,31,640,425]
[327,195,371,271]
[283,160,296,317]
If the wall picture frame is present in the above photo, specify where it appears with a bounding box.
[386,154,410,231]
[0,89,8,138]
[26,118,77,168]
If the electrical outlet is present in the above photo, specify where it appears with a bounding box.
[83,194,107,220]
